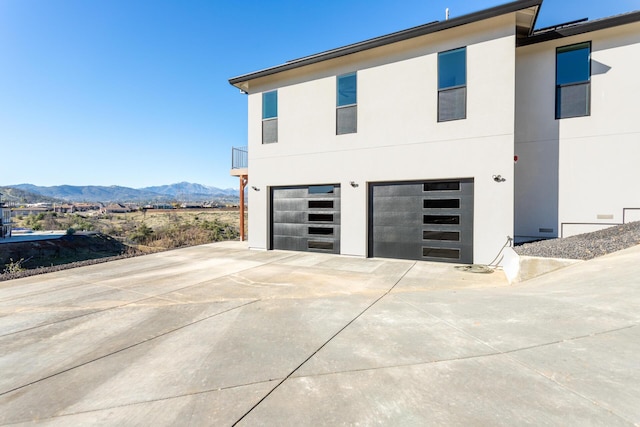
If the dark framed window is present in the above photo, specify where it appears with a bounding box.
[438,47,466,122]
[424,181,460,192]
[423,215,460,225]
[422,247,460,259]
[337,72,357,134]
[262,90,278,144]
[309,213,334,222]
[308,200,334,209]
[556,42,591,119]
[309,185,334,194]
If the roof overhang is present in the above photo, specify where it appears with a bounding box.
[519,10,640,46]
[229,0,542,91]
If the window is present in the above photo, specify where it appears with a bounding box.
[309,185,334,194]
[424,181,460,192]
[438,47,466,122]
[308,200,334,209]
[423,247,460,259]
[423,215,460,225]
[336,72,357,134]
[556,42,591,119]
[423,199,460,209]
[309,227,334,235]
[262,90,278,143]
[309,213,334,222]
[308,241,334,251]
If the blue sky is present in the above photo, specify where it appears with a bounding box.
[2,0,638,189]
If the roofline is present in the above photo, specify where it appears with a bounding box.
[229,0,542,88]
[519,10,640,46]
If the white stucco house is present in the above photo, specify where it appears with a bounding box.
[228,0,640,265]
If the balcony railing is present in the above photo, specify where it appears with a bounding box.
[231,146,248,170]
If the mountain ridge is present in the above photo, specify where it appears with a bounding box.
[4,182,239,203]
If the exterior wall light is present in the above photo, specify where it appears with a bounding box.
[251,186,260,191]
[492,175,506,183]
[350,181,359,188]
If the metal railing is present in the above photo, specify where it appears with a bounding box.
[232,146,248,169]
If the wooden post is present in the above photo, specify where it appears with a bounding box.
[239,175,248,241]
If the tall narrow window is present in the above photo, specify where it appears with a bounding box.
[262,90,278,144]
[438,47,466,122]
[556,42,591,119]
[336,72,357,134]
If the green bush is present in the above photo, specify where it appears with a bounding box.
[129,223,154,244]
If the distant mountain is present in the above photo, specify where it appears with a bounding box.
[142,182,238,199]
[0,186,64,205]
[9,184,163,203]
[5,183,239,203]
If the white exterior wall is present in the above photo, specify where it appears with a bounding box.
[245,15,517,264]
[515,22,640,238]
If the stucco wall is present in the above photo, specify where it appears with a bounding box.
[515,22,640,238]
[245,14,517,264]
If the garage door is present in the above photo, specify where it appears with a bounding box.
[369,179,473,263]
[271,185,340,254]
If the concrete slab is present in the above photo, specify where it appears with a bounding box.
[0,242,638,425]
[0,300,253,393]
[0,295,377,424]
[389,289,635,353]
[390,260,509,292]
[296,295,497,377]
[244,355,631,426]
[510,325,640,423]
[0,285,161,336]
[12,381,278,426]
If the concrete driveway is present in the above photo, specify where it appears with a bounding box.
[1,241,638,426]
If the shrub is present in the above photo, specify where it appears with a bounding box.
[3,258,25,274]
[130,223,154,244]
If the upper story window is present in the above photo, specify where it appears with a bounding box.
[262,90,278,144]
[438,47,466,122]
[336,72,357,134]
[556,42,591,119]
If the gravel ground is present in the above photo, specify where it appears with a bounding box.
[514,221,640,260]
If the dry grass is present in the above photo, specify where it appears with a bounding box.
[3,209,246,277]
[13,208,245,251]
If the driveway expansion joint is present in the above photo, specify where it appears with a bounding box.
[288,322,640,380]
[0,253,294,338]
[2,243,639,425]
[231,261,417,426]
[2,378,284,425]
[398,296,639,425]
[0,299,261,398]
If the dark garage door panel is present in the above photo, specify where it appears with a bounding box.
[271,185,341,254]
[369,179,473,263]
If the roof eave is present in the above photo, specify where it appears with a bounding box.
[519,10,640,46]
[229,0,542,89]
